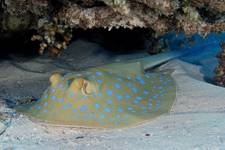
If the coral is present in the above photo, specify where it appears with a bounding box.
[58,0,225,35]
[0,0,225,55]
[0,0,50,33]
[214,42,225,86]
[190,0,225,13]
[31,17,73,56]
[1,0,224,35]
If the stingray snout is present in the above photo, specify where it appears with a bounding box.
[49,72,62,87]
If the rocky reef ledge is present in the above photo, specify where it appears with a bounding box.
[1,0,225,36]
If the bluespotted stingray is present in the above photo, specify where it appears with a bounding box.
[16,50,184,128]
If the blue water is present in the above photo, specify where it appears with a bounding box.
[161,32,225,81]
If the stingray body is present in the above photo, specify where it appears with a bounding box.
[16,50,185,128]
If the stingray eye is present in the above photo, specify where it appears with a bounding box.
[81,79,92,95]
[81,78,99,95]
[68,78,98,96]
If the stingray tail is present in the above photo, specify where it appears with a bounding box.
[138,48,191,70]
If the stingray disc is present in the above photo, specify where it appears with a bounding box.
[16,69,176,128]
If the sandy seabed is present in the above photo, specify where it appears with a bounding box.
[1,37,225,150]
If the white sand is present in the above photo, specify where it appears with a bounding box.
[0,39,225,149]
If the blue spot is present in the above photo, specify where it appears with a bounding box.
[139,79,145,85]
[107,90,113,96]
[85,71,91,75]
[114,83,121,89]
[143,90,149,95]
[44,102,48,107]
[57,84,63,88]
[160,79,164,82]
[44,95,48,99]
[98,93,103,97]
[133,100,139,104]
[59,98,64,103]
[86,114,91,119]
[152,85,157,89]
[163,81,168,85]
[136,96,142,101]
[148,102,152,109]
[127,76,132,80]
[97,79,103,84]
[37,106,41,110]
[127,107,133,111]
[51,88,56,93]
[136,76,142,80]
[72,109,77,113]
[126,83,132,87]
[131,88,138,93]
[80,105,88,111]
[109,118,114,122]
[69,91,75,98]
[68,103,73,108]
[96,71,103,76]
[158,86,163,90]
[62,105,67,110]
[43,110,48,113]
[82,95,88,99]
[153,94,159,99]
[100,115,105,119]
[52,95,56,100]
[116,94,123,101]
[125,94,131,100]
[118,107,123,112]
[95,103,100,109]
[106,99,112,104]
[168,79,172,82]
[104,107,111,113]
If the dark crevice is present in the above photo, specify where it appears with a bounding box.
[196,7,216,23]
[75,0,107,8]
[51,0,107,8]
[72,28,153,54]
[0,27,153,60]
[0,30,40,59]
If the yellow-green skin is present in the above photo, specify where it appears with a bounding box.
[16,61,176,128]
